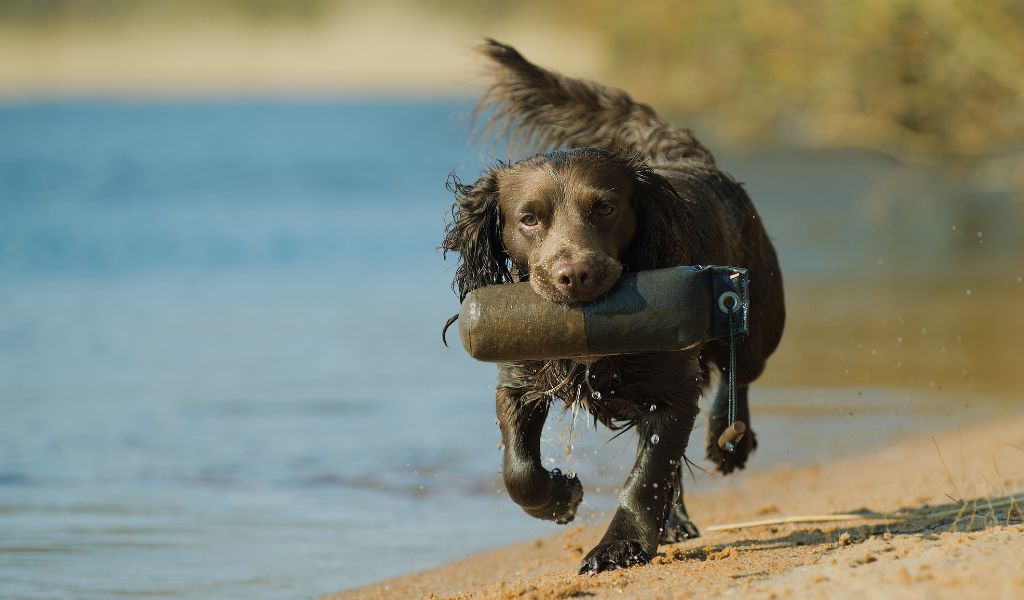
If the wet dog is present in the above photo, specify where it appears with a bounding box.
[442,40,785,574]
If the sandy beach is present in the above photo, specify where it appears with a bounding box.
[0,5,604,98]
[4,6,1022,597]
[330,410,1024,599]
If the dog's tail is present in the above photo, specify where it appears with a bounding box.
[476,39,714,165]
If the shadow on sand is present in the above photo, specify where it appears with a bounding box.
[666,492,1023,559]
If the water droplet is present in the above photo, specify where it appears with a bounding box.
[591,391,602,400]
[650,434,660,444]
[550,468,562,477]
[649,404,657,412]
[612,373,620,380]
[652,482,658,488]
[566,470,575,479]
[965,289,972,296]
[609,389,615,395]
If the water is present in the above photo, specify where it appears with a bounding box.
[1,99,541,598]
[0,100,1019,599]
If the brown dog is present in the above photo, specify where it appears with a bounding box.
[443,40,785,574]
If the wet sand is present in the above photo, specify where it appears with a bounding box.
[329,410,1024,599]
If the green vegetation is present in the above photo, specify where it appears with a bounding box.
[495,0,1024,167]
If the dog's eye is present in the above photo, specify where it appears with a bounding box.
[594,203,616,217]
[520,214,540,227]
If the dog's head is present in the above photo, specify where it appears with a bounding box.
[444,148,684,306]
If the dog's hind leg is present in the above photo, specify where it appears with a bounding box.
[496,386,583,524]
[659,463,700,543]
[706,382,757,474]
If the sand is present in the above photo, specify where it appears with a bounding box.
[0,5,605,98]
[328,411,1024,599]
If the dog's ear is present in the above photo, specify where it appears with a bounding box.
[626,164,689,270]
[443,170,512,302]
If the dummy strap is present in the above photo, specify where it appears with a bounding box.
[717,292,747,452]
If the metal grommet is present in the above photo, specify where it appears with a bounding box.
[718,291,741,314]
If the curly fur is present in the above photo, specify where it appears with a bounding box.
[442,170,514,302]
[442,40,786,574]
[476,39,715,165]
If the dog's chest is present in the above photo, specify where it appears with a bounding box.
[498,354,700,426]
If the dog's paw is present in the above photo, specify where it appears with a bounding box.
[706,426,757,475]
[660,504,700,544]
[578,538,651,575]
[523,468,583,524]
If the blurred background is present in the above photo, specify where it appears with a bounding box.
[1,1,1022,598]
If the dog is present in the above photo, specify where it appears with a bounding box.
[442,40,785,574]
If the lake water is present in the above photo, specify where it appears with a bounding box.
[1,100,1020,599]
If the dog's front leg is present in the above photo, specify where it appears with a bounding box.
[579,411,691,574]
[497,386,583,524]
[660,462,701,543]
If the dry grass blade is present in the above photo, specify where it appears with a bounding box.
[704,492,1024,533]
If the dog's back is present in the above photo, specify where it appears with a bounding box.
[456,41,790,571]
[477,38,784,369]
[476,39,715,166]
[477,40,786,473]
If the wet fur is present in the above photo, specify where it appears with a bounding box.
[443,40,785,574]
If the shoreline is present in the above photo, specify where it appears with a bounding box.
[0,6,605,99]
[328,409,1024,599]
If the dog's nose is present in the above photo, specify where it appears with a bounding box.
[554,261,594,291]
